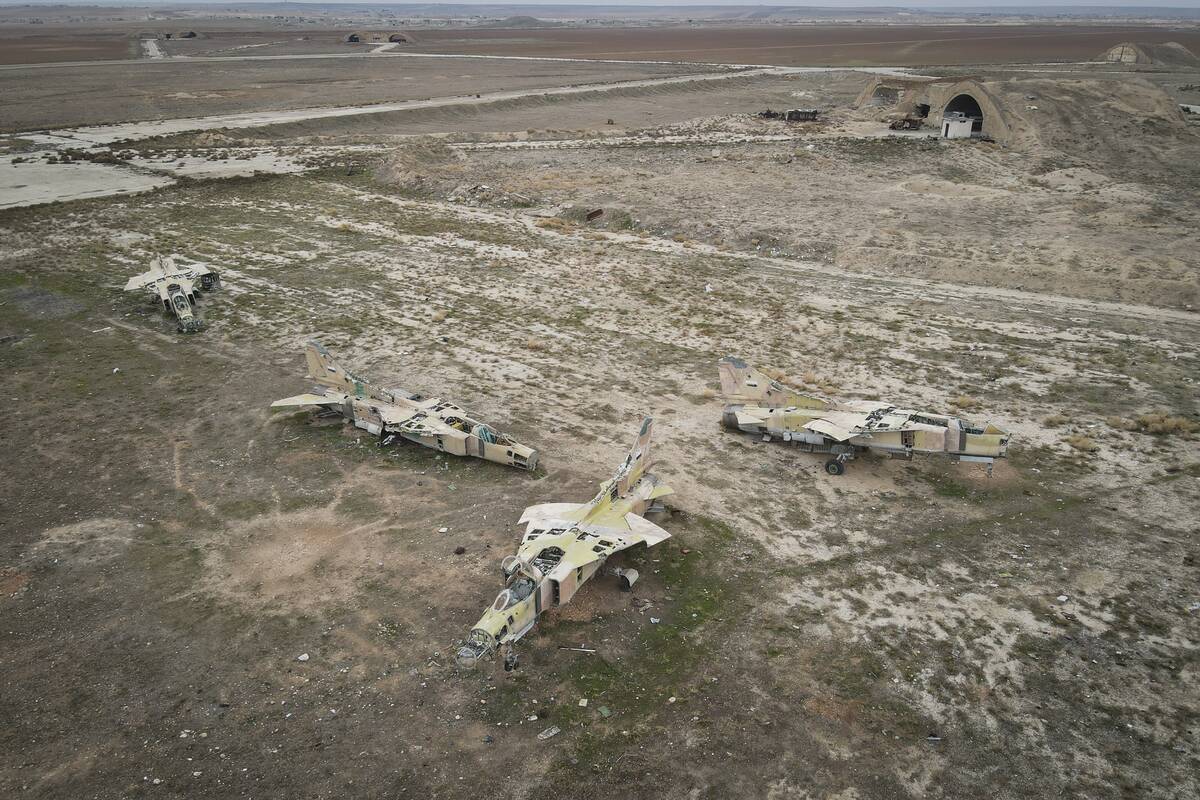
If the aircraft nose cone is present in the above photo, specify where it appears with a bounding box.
[455,647,479,668]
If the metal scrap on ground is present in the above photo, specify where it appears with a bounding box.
[718,357,1010,475]
[456,417,673,671]
[271,341,539,470]
[123,255,221,333]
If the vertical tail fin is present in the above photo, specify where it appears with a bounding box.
[613,416,653,493]
[717,357,827,409]
[305,341,370,398]
[570,417,667,529]
[717,357,754,400]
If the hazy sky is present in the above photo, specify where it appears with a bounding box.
[11,0,1200,7]
[12,0,1200,5]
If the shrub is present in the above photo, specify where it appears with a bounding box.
[1134,412,1198,436]
[1109,412,1198,437]
[534,218,571,232]
[1065,435,1099,452]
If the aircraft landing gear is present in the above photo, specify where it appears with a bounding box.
[824,446,857,476]
[503,648,519,672]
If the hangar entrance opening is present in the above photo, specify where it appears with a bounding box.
[870,86,900,106]
[944,94,984,133]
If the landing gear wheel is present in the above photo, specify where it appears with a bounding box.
[824,459,845,476]
[503,651,519,672]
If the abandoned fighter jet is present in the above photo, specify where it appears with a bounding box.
[718,357,1010,475]
[272,341,538,470]
[123,255,221,333]
[456,417,673,670]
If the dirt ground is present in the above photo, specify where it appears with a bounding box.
[0,34,136,64]
[0,56,705,132]
[1,27,1199,800]
[399,24,1200,67]
[7,19,1200,67]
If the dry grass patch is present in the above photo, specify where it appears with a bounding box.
[1134,412,1198,436]
[535,217,573,232]
[759,366,789,382]
[1065,434,1100,452]
[1107,412,1198,437]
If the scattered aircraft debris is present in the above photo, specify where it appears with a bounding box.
[271,341,539,470]
[718,357,1010,475]
[889,117,924,130]
[456,417,673,670]
[123,255,221,333]
[758,108,820,121]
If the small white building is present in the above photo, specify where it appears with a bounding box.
[942,112,975,139]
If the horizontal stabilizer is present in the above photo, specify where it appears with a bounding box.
[271,393,336,410]
[622,513,672,547]
[647,483,674,501]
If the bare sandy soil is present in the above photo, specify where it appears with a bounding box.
[0,56,705,132]
[385,118,1199,310]
[399,24,1200,66]
[5,18,1200,67]
[0,33,136,64]
[1,42,1198,800]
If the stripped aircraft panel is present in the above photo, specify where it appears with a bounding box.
[456,417,672,670]
[718,357,1010,475]
[271,341,538,470]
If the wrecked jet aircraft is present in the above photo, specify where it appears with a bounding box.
[718,357,1010,475]
[457,417,672,670]
[272,341,539,470]
[123,255,221,333]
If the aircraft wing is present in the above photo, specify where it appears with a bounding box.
[380,406,424,427]
[271,392,338,410]
[123,271,160,292]
[801,412,868,443]
[543,514,672,579]
[384,408,469,440]
[841,400,895,414]
[735,408,768,428]
[520,502,587,529]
